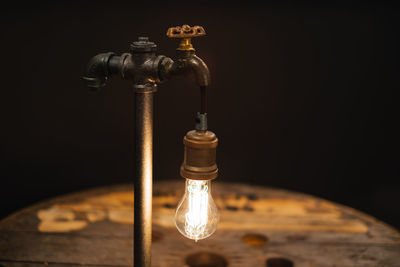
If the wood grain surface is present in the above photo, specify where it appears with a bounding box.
[0,180,399,267]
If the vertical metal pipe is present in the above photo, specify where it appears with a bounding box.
[134,87,154,267]
[200,86,207,114]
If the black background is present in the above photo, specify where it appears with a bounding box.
[0,1,399,228]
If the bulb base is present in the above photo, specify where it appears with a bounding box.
[180,130,218,181]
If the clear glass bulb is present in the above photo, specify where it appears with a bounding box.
[175,179,219,241]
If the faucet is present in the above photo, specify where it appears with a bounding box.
[82,25,213,267]
[82,24,210,116]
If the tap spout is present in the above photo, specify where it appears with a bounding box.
[161,50,210,87]
[185,54,210,87]
[158,50,210,130]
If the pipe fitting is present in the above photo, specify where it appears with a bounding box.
[160,51,210,87]
[186,54,210,87]
[82,52,116,89]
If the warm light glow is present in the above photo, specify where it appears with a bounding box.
[175,179,219,241]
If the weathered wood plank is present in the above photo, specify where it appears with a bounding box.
[1,230,399,267]
[0,231,133,266]
[0,181,399,267]
[0,185,133,236]
[0,261,128,267]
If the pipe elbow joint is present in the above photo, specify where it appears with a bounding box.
[82,52,116,90]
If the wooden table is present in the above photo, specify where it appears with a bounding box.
[0,180,399,267]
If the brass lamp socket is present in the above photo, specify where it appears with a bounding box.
[180,130,218,181]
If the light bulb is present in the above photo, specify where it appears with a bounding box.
[177,128,219,241]
[175,179,219,241]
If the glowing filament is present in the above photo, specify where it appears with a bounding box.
[175,179,219,241]
[185,180,209,240]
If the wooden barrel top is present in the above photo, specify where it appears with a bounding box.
[0,180,399,267]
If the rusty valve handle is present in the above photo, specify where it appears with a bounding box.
[166,25,206,38]
[167,25,206,51]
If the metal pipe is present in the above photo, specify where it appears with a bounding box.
[134,85,155,267]
[82,52,115,89]
[200,86,207,114]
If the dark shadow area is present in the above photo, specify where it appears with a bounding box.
[266,258,294,267]
[186,251,228,267]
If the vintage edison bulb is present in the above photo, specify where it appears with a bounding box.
[175,179,219,241]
